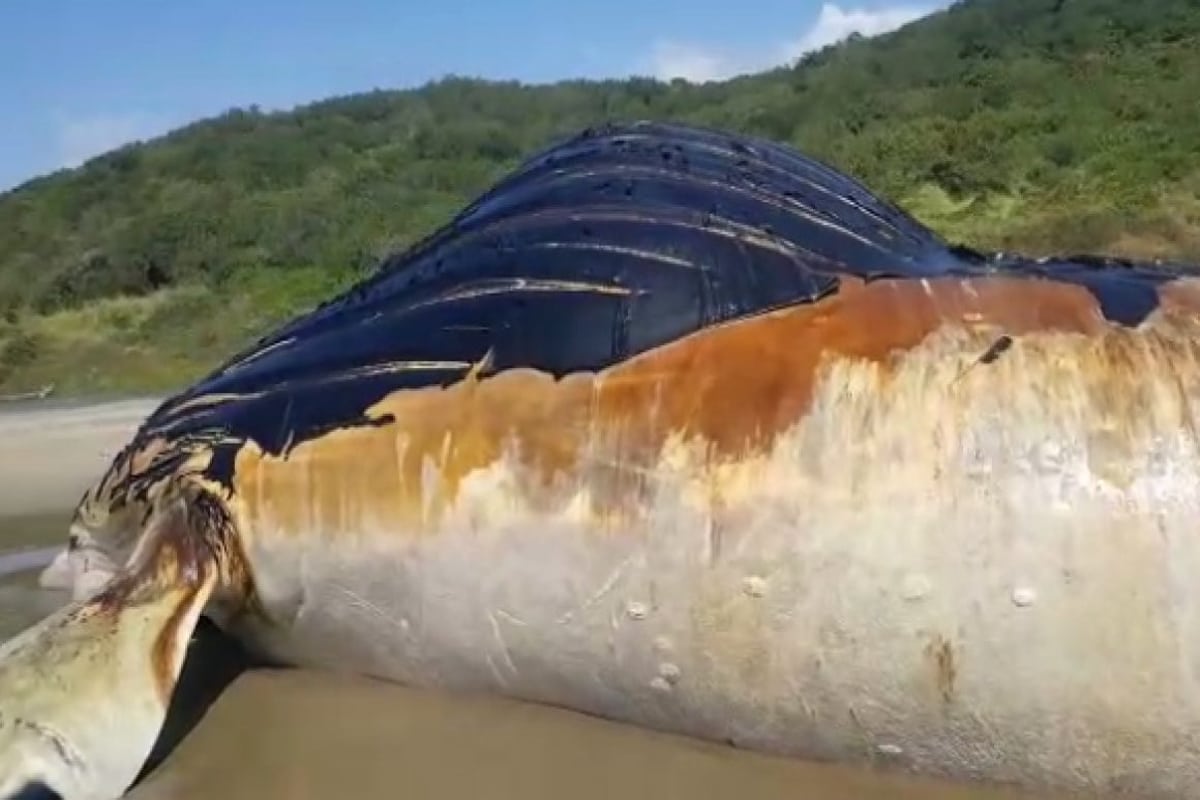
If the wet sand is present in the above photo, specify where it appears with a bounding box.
[0,402,1081,800]
[127,669,1062,800]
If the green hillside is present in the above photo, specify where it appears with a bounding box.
[2,0,1199,396]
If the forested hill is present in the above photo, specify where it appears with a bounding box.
[1,0,1198,396]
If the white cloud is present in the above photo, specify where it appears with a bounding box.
[784,2,935,59]
[646,41,742,84]
[55,111,173,169]
[642,2,940,84]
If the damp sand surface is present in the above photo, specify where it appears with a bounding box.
[0,403,1088,800]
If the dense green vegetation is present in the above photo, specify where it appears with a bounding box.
[2,0,1199,395]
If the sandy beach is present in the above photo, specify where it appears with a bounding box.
[0,396,162,516]
[0,399,1077,800]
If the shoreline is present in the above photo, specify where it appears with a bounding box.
[0,396,161,517]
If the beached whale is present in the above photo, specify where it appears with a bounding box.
[4,120,1200,799]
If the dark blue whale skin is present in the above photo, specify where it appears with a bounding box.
[90,119,1200,505]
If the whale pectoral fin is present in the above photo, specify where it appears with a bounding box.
[0,497,218,800]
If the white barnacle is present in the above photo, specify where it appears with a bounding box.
[1037,440,1064,475]
[742,575,768,598]
[626,601,649,620]
[901,573,931,602]
[1011,585,1037,608]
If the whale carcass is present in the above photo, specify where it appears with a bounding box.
[4,120,1200,799]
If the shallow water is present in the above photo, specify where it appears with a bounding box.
[0,511,71,640]
[0,512,1075,800]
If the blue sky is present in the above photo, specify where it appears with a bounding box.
[0,0,945,192]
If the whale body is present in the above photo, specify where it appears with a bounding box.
[7,120,1200,799]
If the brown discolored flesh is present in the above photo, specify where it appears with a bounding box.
[229,273,1118,539]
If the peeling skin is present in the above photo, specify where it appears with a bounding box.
[229,272,1109,537]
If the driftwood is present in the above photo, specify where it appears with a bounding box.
[0,383,54,403]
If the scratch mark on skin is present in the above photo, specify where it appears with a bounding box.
[846,704,875,755]
[12,717,86,773]
[555,205,829,264]
[704,515,721,567]
[528,241,705,271]
[331,583,408,634]
[486,654,509,688]
[798,695,815,721]
[280,429,297,458]
[393,436,410,528]
[704,474,725,566]
[466,347,496,383]
[968,707,1001,747]
[489,610,518,677]
[404,278,633,317]
[222,335,298,373]
[494,608,528,627]
[293,547,313,628]
[277,396,295,458]
[358,360,477,372]
[163,391,265,417]
[558,555,633,624]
